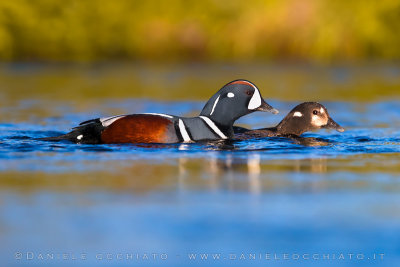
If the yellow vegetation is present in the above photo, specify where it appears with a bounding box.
[0,0,399,62]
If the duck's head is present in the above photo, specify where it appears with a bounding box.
[277,102,344,136]
[200,79,278,128]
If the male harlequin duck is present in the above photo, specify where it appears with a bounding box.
[42,79,279,144]
[234,102,344,139]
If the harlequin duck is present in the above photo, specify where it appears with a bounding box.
[234,102,344,139]
[42,79,279,144]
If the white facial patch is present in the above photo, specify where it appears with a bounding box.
[248,88,262,110]
[210,95,220,116]
[293,112,303,117]
[311,106,328,127]
[227,80,262,110]
[77,135,83,140]
[227,92,235,98]
[311,114,328,127]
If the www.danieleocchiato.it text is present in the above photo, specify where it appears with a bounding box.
[14,252,385,262]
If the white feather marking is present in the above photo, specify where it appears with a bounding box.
[100,115,126,127]
[77,135,83,140]
[293,112,303,117]
[312,115,326,127]
[320,108,325,113]
[248,87,262,110]
[228,80,262,110]
[229,80,262,110]
[178,119,191,142]
[210,95,220,116]
[100,113,173,127]
[227,92,235,98]
[199,116,228,139]
[142,113,173,119]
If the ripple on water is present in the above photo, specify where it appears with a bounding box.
[1,100,400,267]
[0,101,400,174]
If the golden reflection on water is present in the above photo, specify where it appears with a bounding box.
[293,157,328,173]
[1,153,400,194]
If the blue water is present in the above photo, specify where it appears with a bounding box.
[1,100,400,267]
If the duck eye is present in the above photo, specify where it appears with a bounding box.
[245,90,253,96]
[313,110,318,115]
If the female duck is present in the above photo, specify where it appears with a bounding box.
[234,102,344,139]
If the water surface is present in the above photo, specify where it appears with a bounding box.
[1,64,400,267]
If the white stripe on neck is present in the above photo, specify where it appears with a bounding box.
[210,95,220,116]
[178,119,191,142]
[199,116,228,139]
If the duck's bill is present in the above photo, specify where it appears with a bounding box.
[324,117,345,132]
[256,100,279,114]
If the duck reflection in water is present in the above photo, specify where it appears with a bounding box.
[177,153,330,194]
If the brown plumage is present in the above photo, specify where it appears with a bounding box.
[234,102,344,140]
[100,115,178,144]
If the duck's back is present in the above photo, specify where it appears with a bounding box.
[233,126,278,140]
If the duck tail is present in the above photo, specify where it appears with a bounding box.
[37,132,79,142]
[38,122,105,144]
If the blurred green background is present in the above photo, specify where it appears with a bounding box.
[1,0,399,62]
[1,0,400,105]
